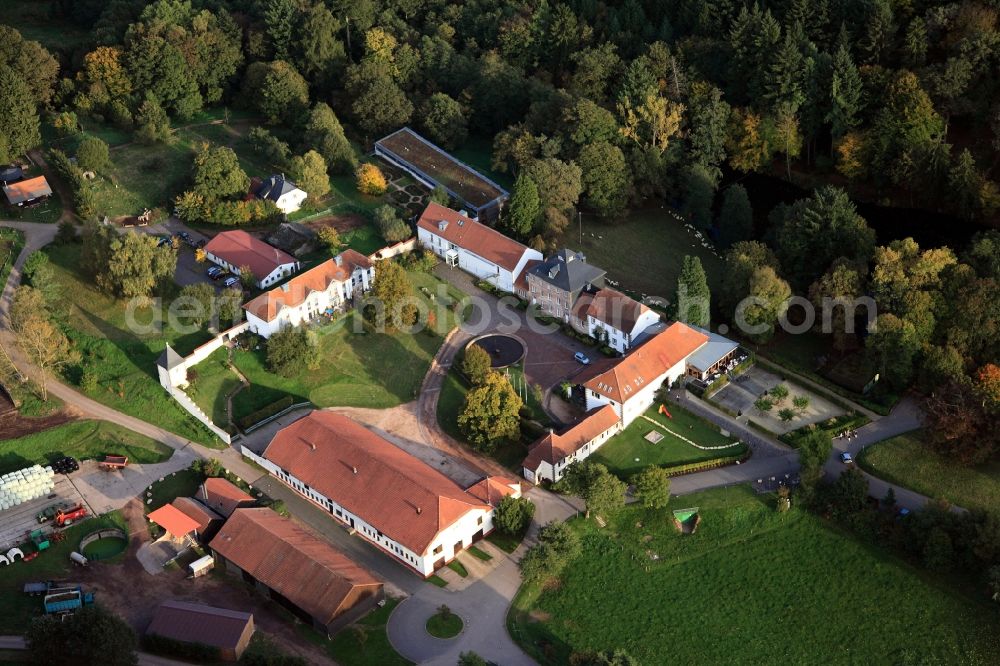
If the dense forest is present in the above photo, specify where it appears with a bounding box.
[0,0,997,463]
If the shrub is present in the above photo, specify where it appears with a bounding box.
[76,135,110,172]
[494,495,535,535]
[266,327,319,377]
[237,396,296,430]
[373,204,410,242]
[356,163,387,195]
[461,344,492,386]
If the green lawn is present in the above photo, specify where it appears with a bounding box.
[2,190,63,224]
[0,420,173,475]
[858,431,1000,514]
[146,468,204,511]
[487,525,529,554]
[44,243,220,446]
[578,206,724,297]
[186,348,242,427]
[591,404,746,478]
[467,545,492,561]
[0,512,126,633]
[2,1,91,53]
[446,559,468,577]
[509,486,1000,665]
[325,597,412,666]
[425,610,463,639]
[232,270,464,419]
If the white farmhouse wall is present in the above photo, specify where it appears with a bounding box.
[583,358,687,428]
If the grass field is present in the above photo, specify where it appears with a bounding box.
[1,191,63,225]
[231,270,463,419]
[509,486,1000,665]
[578,206,724,297]
[2,1,91,53]
[0,420,173,475]
[858,431,1000,514]
[187,348,242,427]
[0,512,126,633]
[44,243,220,446]
[146,469,204,511]
[591,404,746,478]
[324,598,412,666]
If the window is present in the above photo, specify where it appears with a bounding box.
[477,516,483,526]
[433,545,443,555]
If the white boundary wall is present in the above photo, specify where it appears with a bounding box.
[156,322,250,445]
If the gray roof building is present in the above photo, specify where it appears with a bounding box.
[146,600,254,661]
[528,249,606,294]
[255,174,300,202]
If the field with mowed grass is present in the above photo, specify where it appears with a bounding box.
[858,430,1000,514]
[315,597,412,666]
[44,243,221,446]
[186,348,242,427]
[591,404,746,478]
[230,270,466,421]
[577,206,724,297]
[0,420,173,475]
[509,486,1000,665]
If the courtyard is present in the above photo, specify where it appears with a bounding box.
[709,366,847,435]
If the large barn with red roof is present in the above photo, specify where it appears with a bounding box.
[242,411,521,577]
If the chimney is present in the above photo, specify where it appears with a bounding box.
[310,442,316,451]
[416,506,422,515]
[352,466,358,475]
[335,254,343,267]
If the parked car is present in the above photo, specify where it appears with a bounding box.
[177,231,191,241]
[574,352,591,365]
[206,266,223,279]
[840,452,854,464]
[156,236,172,248]
[195,239,207,248]
[223,276,240,288]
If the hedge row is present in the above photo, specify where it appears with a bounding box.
[661,453,748,477]
[780,412,871,448]
[237,395,295,431]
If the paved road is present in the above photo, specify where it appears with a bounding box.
[386,487,582,666]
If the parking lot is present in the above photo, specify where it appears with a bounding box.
[0,474,90,553]
[710,366,847,435]
[135,218,223,289]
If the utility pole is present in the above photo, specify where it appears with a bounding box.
[578,211,583,247]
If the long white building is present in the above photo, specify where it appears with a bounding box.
[241,411,521,577]
[242,250,374,338]
[416,203,542,293]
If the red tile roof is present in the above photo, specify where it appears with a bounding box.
[146,600,253,651]
[522,405,620,471]
[584,288,654,333]
[515,259,541,294]
[171,497,222,534]
[264,411,491,554]
[417,202,530,272]
[148,504,201,536]
[204,230,296,281]
[580,322,708,403]
[3,175,52,205]
[209,509,381,625]
[465,476,521,506]
[243,250,372,322]
[200,478,254,518]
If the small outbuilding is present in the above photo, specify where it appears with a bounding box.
[198,477,255,518]
[255,174,307,214]
[146,600,254,661]
[171,497,224,543]
[0,165,24,185]
[148,503,200,541]
[3,175,52,207]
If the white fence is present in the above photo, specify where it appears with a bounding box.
[157,322,250,445]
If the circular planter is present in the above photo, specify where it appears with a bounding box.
[468,334,526,369]
[425,611,463,639]
[79,527,128,561]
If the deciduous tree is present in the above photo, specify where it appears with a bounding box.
[367,258,416,330]
[303,103,356,174]
[631,466,671,509]
[578,141,631,218]
[76,136,110,173]
[356,163,387,195]
[266,326,319,377]
[458,372,522,452]
[493,495,535,535]
[420,93,468,150]
[26,606,137,666]
[461,345,492,386]
[290,150,330,202]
